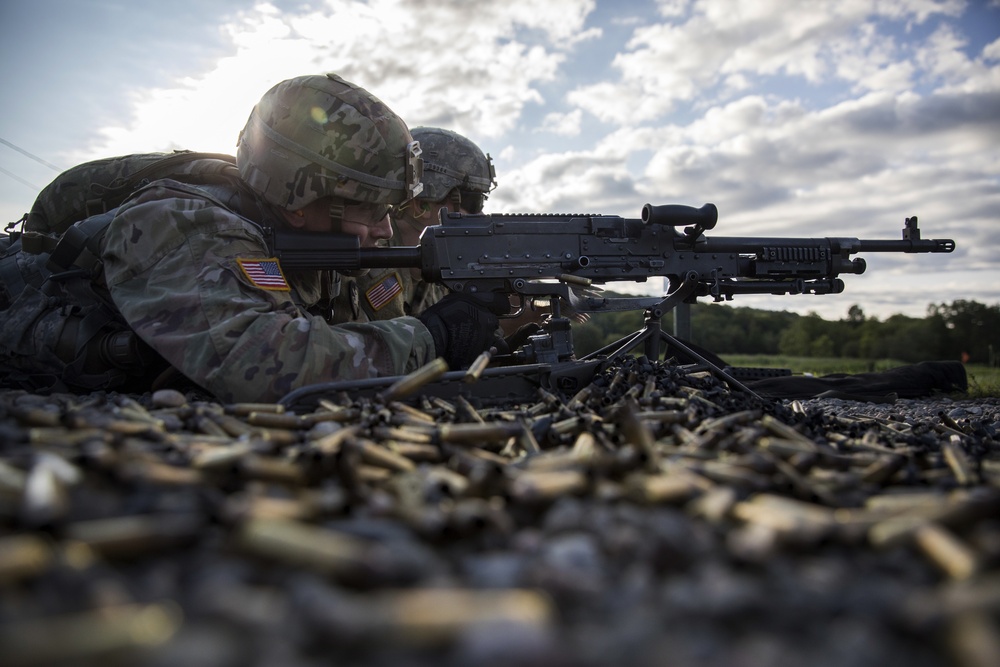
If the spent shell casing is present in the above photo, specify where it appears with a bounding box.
[388,401,436,424]
[617,399,659,472]
[626,472,705,505]
[463,350,492,383]
[557,273,592,286]
[860,454,907,485]
[508,469,588,503]
[358,439,417,473]
[758,436,820,458]
[247,411,308,430]
[12,406,63,427]
[0,533,53,583]
[226,402,286,416]
[570,431,598,461]
[386,443,442,462]
[239,454,307,485]
[193,413,230,437]
[64,513,203,558]
[732,493,837,543]
[378,358,449,403]
[0,603,182,666]
[28,427,107,446]
[190,442,254,470]
[914,522,980,580]
[942,437,978,486]
[946,612,1000,667]
[455,395,485,423]
[519,423,543,456]
[438,422,522,445]
[695,409,761,434]
[372,425,435,444]
[760,414,817,445]
[237,518,371,578]
[119,460,203,486]
[938,410,968,434]
[369,588,554,644]
[429,396,457,416]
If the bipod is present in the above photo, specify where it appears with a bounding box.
[579,272,763,399]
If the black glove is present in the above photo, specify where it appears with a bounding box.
[504,322,542,352]
[417,294,502,369]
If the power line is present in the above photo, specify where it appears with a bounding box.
[0,137,63,171]
[0,165,40,191]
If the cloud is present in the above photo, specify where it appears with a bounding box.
[568,1,974,126]
[5,0,994,320]
[539,109,584,136]
[78,0,601,159]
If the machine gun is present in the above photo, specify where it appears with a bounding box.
[273,204,955,407]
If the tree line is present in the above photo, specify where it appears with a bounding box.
[571,299,1000,365]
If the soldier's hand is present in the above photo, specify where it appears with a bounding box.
[417,294,502,369]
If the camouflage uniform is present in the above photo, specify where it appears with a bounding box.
[100,178,434,403]
[336,127,495,322]
[113,73,434,402]
[329,227,445,324]
[2,73,438,402]
[330,270,407,324]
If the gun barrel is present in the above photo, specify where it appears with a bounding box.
[271,229,423,271]
[357,247,422,268]
[857,239,956,253]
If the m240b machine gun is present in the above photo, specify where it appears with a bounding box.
[273,203,955,407]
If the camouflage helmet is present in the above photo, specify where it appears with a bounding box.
[411,127,496,208]
[237,73,423,210]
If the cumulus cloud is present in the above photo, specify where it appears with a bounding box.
[5,0,995,319]
[78,0,601,159]
[539,109,584,136]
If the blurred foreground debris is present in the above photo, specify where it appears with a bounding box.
[1,357,998,667]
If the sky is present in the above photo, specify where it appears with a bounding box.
[1,0,998,321]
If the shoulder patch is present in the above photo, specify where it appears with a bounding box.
[365,272,403,311]
[237,258,290,291]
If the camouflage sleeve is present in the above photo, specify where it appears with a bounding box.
[100,181,435,403]
[330,270,407,323]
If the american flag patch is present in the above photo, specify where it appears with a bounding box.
[366,272,403,311]
[237,258,290,291]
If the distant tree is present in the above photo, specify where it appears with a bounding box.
[572,321,605,356]
[811,334,835,357]
[928,299,1000,363]
[568,297,998,363]
[778,313,828,357]
[690,304,797,354]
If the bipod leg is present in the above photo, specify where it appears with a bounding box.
[642,310,662,360]
[579,329,648,361]
[659,330,763,400]
[579,272,702,363]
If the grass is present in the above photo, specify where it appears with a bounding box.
[718,354,1000,399]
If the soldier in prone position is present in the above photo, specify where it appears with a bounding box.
[0,74,502,402]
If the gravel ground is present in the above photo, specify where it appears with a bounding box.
[0,362,997,667]
[798,395,1000,427]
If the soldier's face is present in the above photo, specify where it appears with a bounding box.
[392,197,463,246]
[341,204,392,247]
[286,198,392,247]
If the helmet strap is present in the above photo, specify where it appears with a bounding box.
[328,201,345,233]
[449,189,462,212]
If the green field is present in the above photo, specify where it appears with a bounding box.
[718,354,1000,398]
